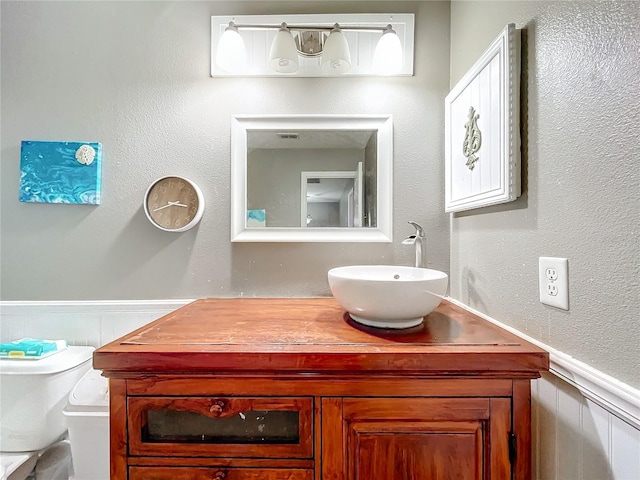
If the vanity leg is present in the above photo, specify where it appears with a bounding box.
[512,379,533,480]
[109,378,128,480]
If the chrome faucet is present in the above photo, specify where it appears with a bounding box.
[402,221,427,268]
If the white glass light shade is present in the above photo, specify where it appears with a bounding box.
[269,26,299,73]
[372,26,403,75]
[215,23,248,73]
[321,27,351,74]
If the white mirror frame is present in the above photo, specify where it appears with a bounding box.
[231,114,393,242]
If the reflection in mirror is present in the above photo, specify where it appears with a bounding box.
[248,132,370,228]
[301,167,362,228]
[231,115,393,242]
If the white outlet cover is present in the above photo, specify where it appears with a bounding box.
[539,257,569,310]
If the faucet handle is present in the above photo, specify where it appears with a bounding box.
[401,235,416,245]
[407,221,425,237]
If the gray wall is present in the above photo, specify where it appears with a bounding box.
[0,1,451,301]
[449,1,639,388]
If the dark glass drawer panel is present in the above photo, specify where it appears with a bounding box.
[128,397,314,458]
[129,467,315,480]
[144,409,299,444]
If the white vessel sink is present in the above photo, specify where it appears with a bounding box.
[328,265,449,329]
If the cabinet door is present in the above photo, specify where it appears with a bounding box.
[128,397,313,458]
[129,467,313,480]
[322,397,511,480]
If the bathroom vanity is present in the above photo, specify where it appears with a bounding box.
[93,298,548,480]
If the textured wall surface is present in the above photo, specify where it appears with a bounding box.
[0,1,451,301]
[450,1,639,387]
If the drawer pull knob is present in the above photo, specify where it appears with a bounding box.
[212,471,227,480]
[209,400,225,414]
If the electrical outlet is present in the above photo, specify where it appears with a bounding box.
[545,268,558,281]
[539,257,569,310]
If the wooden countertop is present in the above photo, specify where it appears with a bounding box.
[93,298,548,376]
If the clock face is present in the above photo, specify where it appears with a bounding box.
[144,176,204,231]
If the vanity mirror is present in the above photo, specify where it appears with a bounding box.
[231,114,393,242]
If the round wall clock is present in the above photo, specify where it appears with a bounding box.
[143,176,205,232]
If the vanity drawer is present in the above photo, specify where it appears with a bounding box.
[128,397,313,458]
[129,467,314,480]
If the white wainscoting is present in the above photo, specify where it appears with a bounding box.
[533,373,640,480]
[1,299,639,479]
[0,300,191,347]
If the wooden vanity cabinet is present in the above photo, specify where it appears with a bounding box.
[324,396,512,479]
[94,298,548,480]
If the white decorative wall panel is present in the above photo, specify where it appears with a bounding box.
[444,23,521,212]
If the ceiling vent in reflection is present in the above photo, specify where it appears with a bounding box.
[277,133,300,140]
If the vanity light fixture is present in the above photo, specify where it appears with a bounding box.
[212,14,415,77]
[215,21,248,73]
[372,25,404,74]
[269,23,300,73]
[321,24,351,74]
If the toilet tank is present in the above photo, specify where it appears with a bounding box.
[0,346,94,452]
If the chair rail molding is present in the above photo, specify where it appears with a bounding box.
[446,297,640,429]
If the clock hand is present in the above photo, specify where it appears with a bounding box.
[152,201,188,212]
[152,203,173,212]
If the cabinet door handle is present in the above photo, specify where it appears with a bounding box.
[209,400,225,414]
[212,471,227,480]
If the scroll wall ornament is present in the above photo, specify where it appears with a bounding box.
[463,106,482,171]
[444,23,521,212]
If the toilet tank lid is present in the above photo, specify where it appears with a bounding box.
[68,368,109,409]
[0,346,94,375]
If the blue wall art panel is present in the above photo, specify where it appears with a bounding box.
[20,140,102,204]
